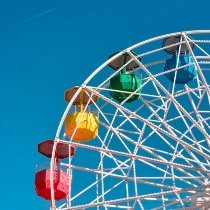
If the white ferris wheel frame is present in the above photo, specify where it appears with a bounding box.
[48,30,210,210]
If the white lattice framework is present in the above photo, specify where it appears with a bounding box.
[49,30,210,210]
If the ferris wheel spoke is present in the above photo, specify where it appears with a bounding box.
[196,87,209,111]
[185,85,205,129]
[192,42,210,58]
[170,143,186,208]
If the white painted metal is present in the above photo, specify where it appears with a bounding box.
[49,30,210,209]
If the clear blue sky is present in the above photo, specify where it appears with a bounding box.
[0,0,209,209]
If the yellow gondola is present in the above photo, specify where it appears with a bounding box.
[64,86,99,142]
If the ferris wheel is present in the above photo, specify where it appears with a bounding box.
[35,30,210,210]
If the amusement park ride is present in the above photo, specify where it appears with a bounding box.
[35,30,210,209]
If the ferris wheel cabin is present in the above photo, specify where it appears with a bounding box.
[108,51,142,103]
[35,140,75,201]
[162,35,196,84]
[64,86,99,142]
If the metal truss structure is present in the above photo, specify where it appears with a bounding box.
[49,30,210,210]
